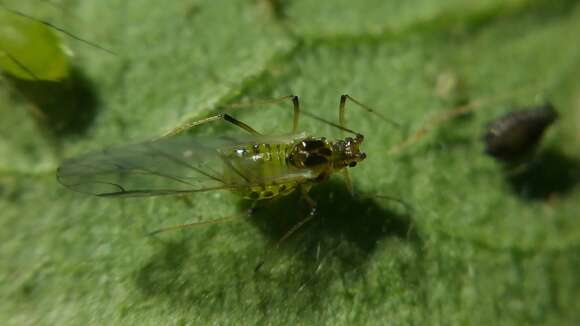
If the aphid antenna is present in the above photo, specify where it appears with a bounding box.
[300,109,362,137]
[218,94,400,136]
[0,3,117,56]
[225,94,397,137]
[147,208,255,236]
[165,94,397,139]
[339,94,401,129]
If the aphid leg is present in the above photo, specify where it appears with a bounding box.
[225,95,301,133]
[338,95,395,196]
[160,113,261,138]
[299,185,317,216]
[161,95,301,137]
[255,185,318,272]
[148,205,257,236]
[342,169,354,196]
[339,94,400,129]
[300,94,399,143]
[292,95,300,133]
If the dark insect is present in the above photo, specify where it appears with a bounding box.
[483,103,558,163]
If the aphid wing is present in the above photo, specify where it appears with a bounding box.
[57,136,234,197]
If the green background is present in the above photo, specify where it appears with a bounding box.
[1,0,580,324]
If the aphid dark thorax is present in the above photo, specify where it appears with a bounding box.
[288,134,367,180]
[484,103,557,162]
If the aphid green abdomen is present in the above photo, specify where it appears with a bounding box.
[221,142,300,200]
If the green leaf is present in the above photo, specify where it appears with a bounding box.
[1,0,580,324]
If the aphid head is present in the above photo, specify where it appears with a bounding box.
[332,134,367,169]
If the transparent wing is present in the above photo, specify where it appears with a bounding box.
[58,136,232,197]
[56,133,311,197]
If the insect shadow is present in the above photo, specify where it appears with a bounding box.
[245,179,417,269]
[506,148,580,200]
[5,67,99,136]
[133,180,419,311]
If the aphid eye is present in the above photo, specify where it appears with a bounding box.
[360,153,367,159]
[349,162,357,167]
